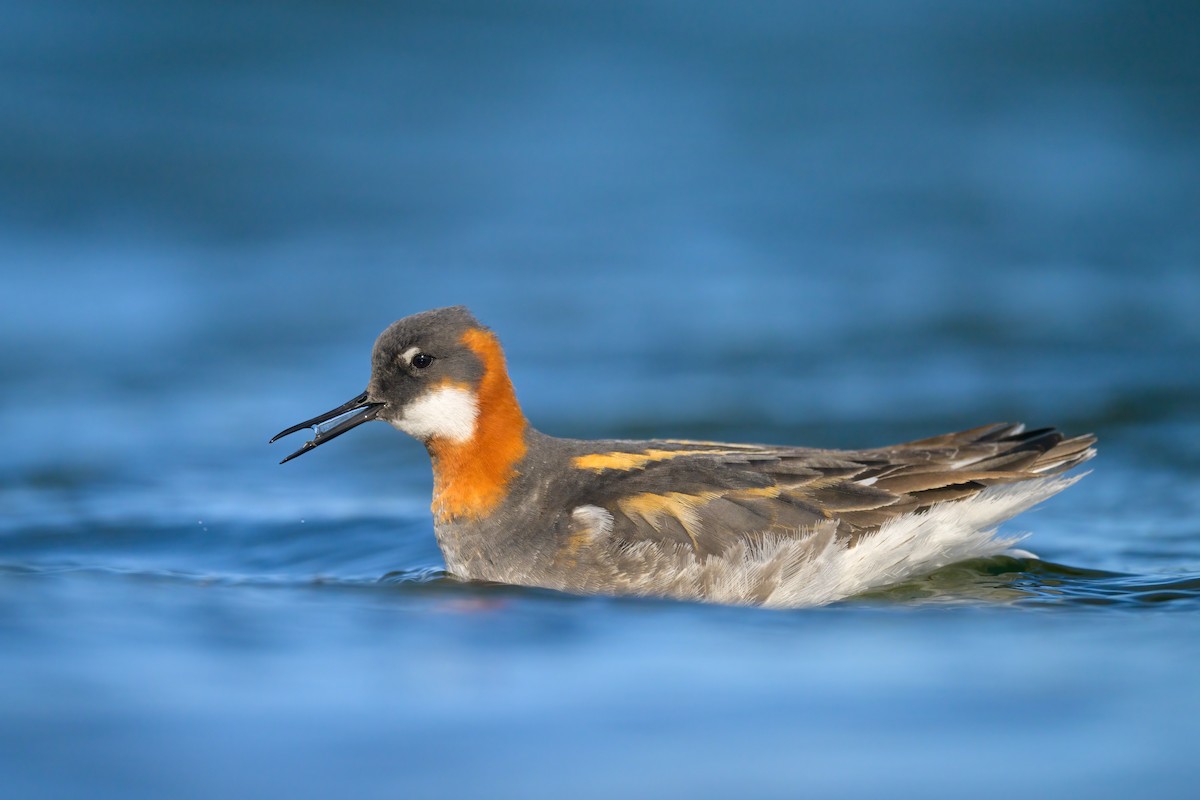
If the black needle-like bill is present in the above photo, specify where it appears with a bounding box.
[270,390,384,464]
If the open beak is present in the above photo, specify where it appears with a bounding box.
[270,390,385,464]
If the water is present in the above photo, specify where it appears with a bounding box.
[2,1,1199,797]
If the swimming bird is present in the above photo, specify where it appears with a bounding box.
[272,306,1095,607]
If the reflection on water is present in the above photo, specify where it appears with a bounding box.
[2,1,1199,798]
[859,556,1200,608]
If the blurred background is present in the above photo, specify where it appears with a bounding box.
[2,1,1199,798]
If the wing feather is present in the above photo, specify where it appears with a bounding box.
[563,424,1095,558]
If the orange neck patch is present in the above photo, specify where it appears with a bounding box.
[428,327,528,522]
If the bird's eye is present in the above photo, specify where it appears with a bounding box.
[411,353,434,369]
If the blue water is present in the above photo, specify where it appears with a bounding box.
[3,1,1199,797]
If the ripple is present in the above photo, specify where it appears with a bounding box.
[6,554,1200,611]
[855,556,1200,610]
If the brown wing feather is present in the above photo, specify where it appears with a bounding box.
[572,424,1095,557]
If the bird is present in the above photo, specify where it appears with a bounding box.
[271,306,1096,607]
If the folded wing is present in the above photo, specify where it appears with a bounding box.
[569,423,1096,556]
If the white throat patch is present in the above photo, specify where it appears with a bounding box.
[391,385,479,443]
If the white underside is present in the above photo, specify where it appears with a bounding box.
[610,475,1083,608]
[390,386,478,442]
